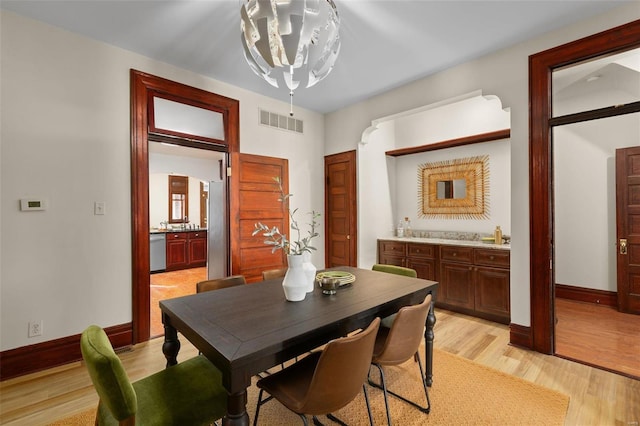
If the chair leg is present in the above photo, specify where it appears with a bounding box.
[370,363,393,426]
[362,383,375,426]
[368,355,431,423]
[253,389,264,426]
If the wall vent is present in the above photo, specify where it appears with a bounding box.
[259,109,303,134]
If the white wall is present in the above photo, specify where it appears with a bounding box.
[0,10,325,351]
[554,69,640,292]
[554,115,639,291]
[357,94,511,268]
[326,4,640,326]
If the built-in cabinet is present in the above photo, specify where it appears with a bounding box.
[378,239,510,324]
[166,230,207,271]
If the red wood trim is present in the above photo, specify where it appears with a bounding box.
[385,129,510,157]
[529,20,640,356]
[509,323,533,350]
[0,323,132,381]
[130,69,240,344]
[555,284,617,307]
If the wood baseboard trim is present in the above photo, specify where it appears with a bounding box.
[509,323,533,349]
[555,283,617,307]
[0,323,132,381]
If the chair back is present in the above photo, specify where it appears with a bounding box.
[196,275,246,293]
[262,267,288,281]
[80,325,137,422]
[372,264,417,278]
[301,317,381,414]
[373,294,432,365]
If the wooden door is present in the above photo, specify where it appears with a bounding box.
[616,146,640,314]
[230,153,288,282]
[325,151,357,267]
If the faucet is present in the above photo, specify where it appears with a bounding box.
[183,216,188,230]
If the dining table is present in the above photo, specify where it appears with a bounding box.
[160,266,438,426]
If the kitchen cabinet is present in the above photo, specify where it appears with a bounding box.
[406,243,437,280]
[439,245,510,324]
[166,230,207,271]
[377,239,509,324]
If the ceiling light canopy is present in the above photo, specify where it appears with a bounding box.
[240,0,341,115]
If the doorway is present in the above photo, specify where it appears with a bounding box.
[130,70,239,343]
[529,20,640,363]
[148,142,225,337]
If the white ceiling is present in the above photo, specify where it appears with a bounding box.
[1,0,634,114]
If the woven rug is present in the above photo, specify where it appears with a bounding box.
[48,349,569,425]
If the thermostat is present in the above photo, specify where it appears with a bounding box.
[20,198,47,211]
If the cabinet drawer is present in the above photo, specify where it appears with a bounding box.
[474,249,510,268]
[440,245,473,263]
[379,240,406,256]
[408,243,436,259]
[189,231,207,240]
[167,232,188,240]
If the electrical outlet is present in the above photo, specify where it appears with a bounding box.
[28,320,43,338]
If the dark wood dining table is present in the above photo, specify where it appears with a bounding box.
[160,266,438,426]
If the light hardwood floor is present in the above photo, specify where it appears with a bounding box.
[555,297,640,379]
[1,309,638,425]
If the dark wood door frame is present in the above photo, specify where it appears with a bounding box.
[131,70,239,343]
[529,20,640,354]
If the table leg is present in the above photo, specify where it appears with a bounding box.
[162,313,180,367]
[222,390,249,426]
[424,300,437,386]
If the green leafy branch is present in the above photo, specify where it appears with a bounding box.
[252,177,320,256]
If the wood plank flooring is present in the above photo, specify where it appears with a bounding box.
[150,267,206,337]
[555,297,640,379]
[1,308,638,426]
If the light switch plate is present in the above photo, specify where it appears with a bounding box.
[94,202,106,215]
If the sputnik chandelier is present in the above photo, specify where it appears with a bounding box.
[240,0,341,116]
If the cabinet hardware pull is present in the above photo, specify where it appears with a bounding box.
[490,255,495,260]
[453,253,457,256]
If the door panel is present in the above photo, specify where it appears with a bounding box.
[325,151,357,267]
[230,153,288,282]
[617,146,640,314]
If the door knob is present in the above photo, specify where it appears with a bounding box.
[346,235,350,240]
[620,239,628,255]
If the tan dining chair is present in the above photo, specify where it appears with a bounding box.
[368,293,432,425]
[372,264,418,328]
[81,325,227,426]
[253,317,381,426]
[262,267,288,281]
[196,275,246,293]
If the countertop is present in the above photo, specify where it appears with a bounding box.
[379,236,510,250]
[150,228,207,234]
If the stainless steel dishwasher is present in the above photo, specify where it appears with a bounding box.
[150,233,166,272]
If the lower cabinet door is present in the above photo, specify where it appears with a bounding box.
[474,266,510,320]
[407,258,436,280]
[439,261,474,310]
[166,236,188,270]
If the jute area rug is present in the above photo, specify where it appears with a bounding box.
[49,348,569,425]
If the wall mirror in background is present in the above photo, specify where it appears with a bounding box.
[418,155,489,219]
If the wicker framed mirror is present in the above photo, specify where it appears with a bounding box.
[418,156,489,219]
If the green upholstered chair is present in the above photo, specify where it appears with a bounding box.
[371,264,418,278]
[80,325,227,426]
[371,264,418,327]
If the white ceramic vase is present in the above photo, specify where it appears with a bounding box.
[282,254,307,302]
[302,251,317,293]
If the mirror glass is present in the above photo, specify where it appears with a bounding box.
[419,156,489,219]
[436,179,467,199]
